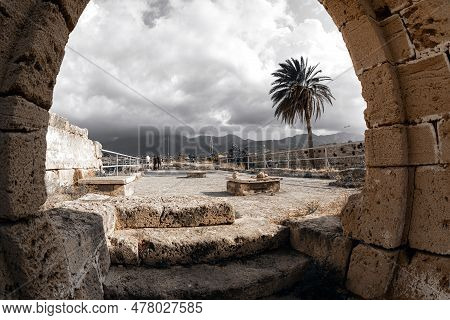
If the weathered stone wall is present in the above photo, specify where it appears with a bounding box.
[326,0,450,299]
[0,0,448,299]
[45,113,102,196]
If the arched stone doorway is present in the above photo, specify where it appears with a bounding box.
[0,0,448,299]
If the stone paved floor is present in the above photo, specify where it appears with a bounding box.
[134,171,356,224]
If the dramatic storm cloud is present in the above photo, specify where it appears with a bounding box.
[53,0,366,140]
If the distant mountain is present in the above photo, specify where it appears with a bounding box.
[91,131,364,157]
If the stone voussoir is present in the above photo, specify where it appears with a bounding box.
[400,0,450,55]
[109,217,289,266]
[398,53,450,122]
[341,14,392,74]
[379,14,415,63]
[360,62,405,128]
[113,195,235,229]
[0,1,69,109]
[104,249,310,300]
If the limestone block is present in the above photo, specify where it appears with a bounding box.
[379,14,414,63]
[289,215,353,280]
[45,169,76,195]
[407,123,439,165]
[408,165,450,255]
[0,96,49,131]
[0,243,17,300]
[86,184,135,197]
[322,0,375,29]
[109,233,140,266]
[94,141,103,158]
[438,116,450,163]
[360,63,405,127]
[388,251,450,299]
[58,199,117,237]
[46,126,99,170]
[48,112,70,131]
[341,167,410,248]
[74,265,104,300]
[398,53,450,121]
[226,179,281,196]
[401,0,450,54]
[369,0,411,15]
[114,195,235,229]
[346,244,399,299]
[45,170,59,195]
[67,122,88,138]
[341,15,391,74]
[0,2,69,109]
[54,0,90,31]
[0,214,72,299]
[365,125,408,167]
[0,130,47,220]
[0,0,37,75]
[50,206,111,286]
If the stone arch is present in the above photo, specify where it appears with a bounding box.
[0,0,448,299]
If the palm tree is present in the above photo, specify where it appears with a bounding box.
[269,57,334,168]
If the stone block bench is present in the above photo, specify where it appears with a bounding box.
[226,178,282,196]
[186,171,207,178]
[78,176,136,196]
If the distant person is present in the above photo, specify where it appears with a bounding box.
[153,156,157,171]
[145,155,150,169]
[157,156,162,170]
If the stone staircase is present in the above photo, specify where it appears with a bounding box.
[102,195,314,299]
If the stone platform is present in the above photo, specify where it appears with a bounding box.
[227,178,282,196]
[113,195,235,229]
[186,171,207,178]
[78,176,136,196]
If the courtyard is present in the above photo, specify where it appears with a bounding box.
[134,171,353,223]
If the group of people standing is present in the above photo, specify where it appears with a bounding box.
[145,155,162,170]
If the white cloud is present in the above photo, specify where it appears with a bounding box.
[53,0,366,140]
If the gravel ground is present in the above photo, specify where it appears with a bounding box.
[134,171,356,224]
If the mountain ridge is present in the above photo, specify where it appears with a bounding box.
[93,131,364,156]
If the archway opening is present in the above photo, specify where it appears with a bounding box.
[0,0,448,300]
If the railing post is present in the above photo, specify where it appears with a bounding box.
[287,151,290,170]
[324,147,329,169]
[116,154,119,176]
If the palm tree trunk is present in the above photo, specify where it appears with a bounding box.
[305,111,315,169]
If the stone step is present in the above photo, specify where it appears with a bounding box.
[103,250,310,299]
[109,218,289,266]
[287,215,353,280]
[113,195,235,229]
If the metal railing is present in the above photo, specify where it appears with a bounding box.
[218,141,365,170]
[101,149,141,176]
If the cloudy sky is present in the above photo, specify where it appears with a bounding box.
[53,0,366,141]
